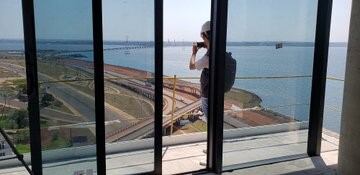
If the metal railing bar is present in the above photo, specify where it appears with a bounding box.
[0,128,32,174]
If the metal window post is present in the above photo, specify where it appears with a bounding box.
[170,75,177,135]
[154,0,164,174]
[92,0,106,173]
[21,0,42,174]
[307,0,333,156]
[207,0,228,173]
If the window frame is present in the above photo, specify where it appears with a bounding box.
[21,0,333,174]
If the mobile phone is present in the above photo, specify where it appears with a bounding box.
[193,42,205,48]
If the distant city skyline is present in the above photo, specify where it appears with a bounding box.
[0,0,352,42]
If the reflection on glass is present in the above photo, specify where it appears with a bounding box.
[0,0,31,170]
[161,0,211,174]
[34,0,96,174]
[323,45,347,141]
[321,45,347,152]
[223,0,318,168]
[102,0,154,174]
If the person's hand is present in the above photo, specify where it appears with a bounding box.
[192,45,198,55]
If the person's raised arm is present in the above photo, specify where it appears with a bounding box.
[189,45,198,70]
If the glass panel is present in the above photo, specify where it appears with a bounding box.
[223,0,318,168]
[163,0,211,174]
[0,0,31,172]
[162,0,210,174]
[34,0,96,174]
[322,0,351,153]
[102,0,155,174]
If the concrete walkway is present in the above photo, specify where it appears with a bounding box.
[0,129,339,175]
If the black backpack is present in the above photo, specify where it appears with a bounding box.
[224,52,236,92]
[200,52,236,98]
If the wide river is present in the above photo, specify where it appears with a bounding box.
[0,41,346,133]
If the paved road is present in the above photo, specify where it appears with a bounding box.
[109,100,251,141]
[1,61,207,141]
[107,100,202,142]
[0,99,83,124]
[1,62,130,133]
[40,74,132,133]
[163,100,201,126]
[40,108,84,123]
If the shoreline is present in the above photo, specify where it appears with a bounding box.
[2,54,305,129]
[57,57,298,127]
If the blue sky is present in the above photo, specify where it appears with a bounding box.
[34,0,93,40]
[103,0,154,41]
[227,0,318,42]
[0,0,24,40]
[0,0,352,42]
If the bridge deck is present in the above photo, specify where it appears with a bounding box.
[106,100,201,142]
[0,129,339,175]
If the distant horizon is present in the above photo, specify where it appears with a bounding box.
[0,38,348,44]
[0,39,348,50]
[0,0,352,42]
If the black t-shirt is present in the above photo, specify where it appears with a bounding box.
[200,50,210,98]
[200,68,209,98]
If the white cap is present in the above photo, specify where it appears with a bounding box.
[201,21,211,33]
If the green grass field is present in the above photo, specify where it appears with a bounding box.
[224,88,262,108]
[43,137,71,150]
[106,93,154,118]
[46,103,74,114]
[38,60,155,119]
[15,144,31,154]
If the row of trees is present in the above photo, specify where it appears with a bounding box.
[0,109,28,130]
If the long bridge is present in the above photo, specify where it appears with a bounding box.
[105,100,201,142]
[37,42,154,55]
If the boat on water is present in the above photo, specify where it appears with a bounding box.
[275,42,283,49]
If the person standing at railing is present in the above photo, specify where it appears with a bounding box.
[189,21,211,122]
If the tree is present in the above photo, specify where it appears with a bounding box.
[0,87,13,117]
[0,109,28,129]
[9,109,28,129]
[14,129,30,144]
[40,93,55,107]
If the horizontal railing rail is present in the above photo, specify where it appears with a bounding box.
[0,128,32,174]
[37,75,314,84]
[0,121,308,169]
[33,75,346,85]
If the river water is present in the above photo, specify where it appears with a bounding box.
[0,41,346,133]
